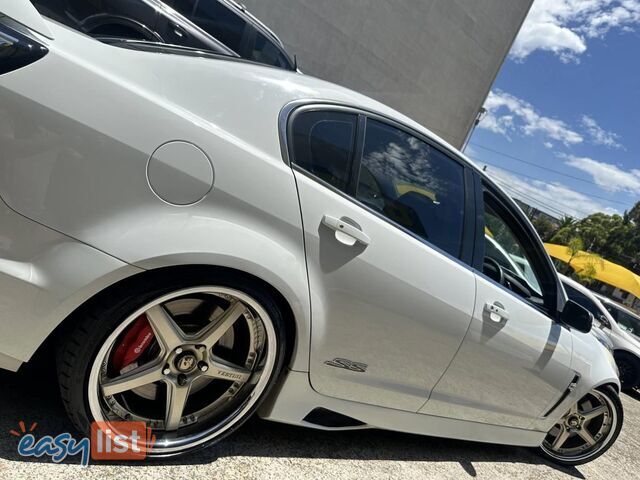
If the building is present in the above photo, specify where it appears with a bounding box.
[242,0,533,149]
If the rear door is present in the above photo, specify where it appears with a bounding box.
[421,179,574,428]
[287,105,477,411]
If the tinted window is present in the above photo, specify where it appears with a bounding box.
[355,119,465,257]
[250,30,290,68]
[564,284,601,318]
[187,0,246,52]
[483,196,546,304]
[32,0,158,39]
[604,303,640,336]
[291,111,357,191]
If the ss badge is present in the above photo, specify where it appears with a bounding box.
[324,358,368,373]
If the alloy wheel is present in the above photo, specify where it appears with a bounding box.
[87,286,277,454]
[541,389,618,463]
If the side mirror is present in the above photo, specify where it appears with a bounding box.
[560,300,593,333]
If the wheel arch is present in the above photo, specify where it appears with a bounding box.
[32,264,305,373]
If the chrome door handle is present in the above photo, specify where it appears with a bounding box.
[322,215,370,246]
[485,301,509,323]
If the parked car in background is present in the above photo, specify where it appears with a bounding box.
[561,275,640,390]
[0,3,623,467]
[597,294,640,342]
[31,0,296,70]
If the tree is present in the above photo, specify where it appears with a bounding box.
[531,216,556,242]
[562,237,604,284]
[549,202,640,275]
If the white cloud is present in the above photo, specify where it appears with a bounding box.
[480,90,583,145]
[580,115,624,149]
[481,166,619,218]
[512,0,640,62]
[565,155,640,193]
[543,141,554,149]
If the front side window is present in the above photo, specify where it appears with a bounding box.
[482,193,546,306]
[355,119,465,257]
[290,111,358,191]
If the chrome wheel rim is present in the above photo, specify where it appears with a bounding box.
[541,389,617,462]
[88,286,277,454]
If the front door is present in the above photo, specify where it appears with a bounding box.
[287,107,477,411]
[421,182,574,428]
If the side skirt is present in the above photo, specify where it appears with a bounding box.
[259,370,546,447]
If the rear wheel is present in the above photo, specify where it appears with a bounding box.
[539,386,623,466]
[57,272,287,456]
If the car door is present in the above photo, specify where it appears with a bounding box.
[286,105,477,411]
[421,179,575,428]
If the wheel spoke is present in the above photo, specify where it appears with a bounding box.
[165,381,191,431]
[577,428,597,447]
[198,300,247,349]
[204,355,251,383]
[146,305,184,351]
[582,405,607,422]
[101,363,164,396]
[551,426,570,450]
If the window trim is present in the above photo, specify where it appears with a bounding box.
[284,103,474,263]
[475,175,561,316]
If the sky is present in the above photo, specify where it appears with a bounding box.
[467,0,640,219]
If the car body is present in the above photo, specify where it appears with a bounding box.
[30,0,296,69]
[0,2,622,466]
[560,274,640,389]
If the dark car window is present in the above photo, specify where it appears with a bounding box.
[290,111,358,191]
[32,0,159,40]
[604,303,640,336]
[563,283,602,318]
[169,0,292,68]
[355,119,465,258]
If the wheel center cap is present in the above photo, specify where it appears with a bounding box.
[175,352,197,373]
[567,415,581,427]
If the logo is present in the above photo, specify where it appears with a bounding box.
[91,421,155,460]
[11,420,155,466]
[133,331,154,354]
[175,353,197,372]
[324,357,368,372]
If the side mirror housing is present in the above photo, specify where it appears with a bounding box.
[560,300,593,333]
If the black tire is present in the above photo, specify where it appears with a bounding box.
[56,269,287,456]
[537,385,623,466]
[614,352,640,390]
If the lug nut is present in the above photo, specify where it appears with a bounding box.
[175,347,183,355]
[177,374,188,386]
[198,362,209,372]
[163,365,171,375]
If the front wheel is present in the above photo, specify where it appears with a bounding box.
[538,386,623,466]
[57,272,287,456]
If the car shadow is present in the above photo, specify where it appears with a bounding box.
[624,388,640,401]
[0,355,585,479]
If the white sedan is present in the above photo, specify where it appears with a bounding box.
[0,1,622,466]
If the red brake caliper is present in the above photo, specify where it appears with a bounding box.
[111,314,156,372]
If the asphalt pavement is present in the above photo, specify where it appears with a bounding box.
[0,356,638,480]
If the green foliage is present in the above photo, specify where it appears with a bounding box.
[540,200,640,275]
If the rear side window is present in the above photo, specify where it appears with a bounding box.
[290,111,358,191]
[356,119,465,257]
